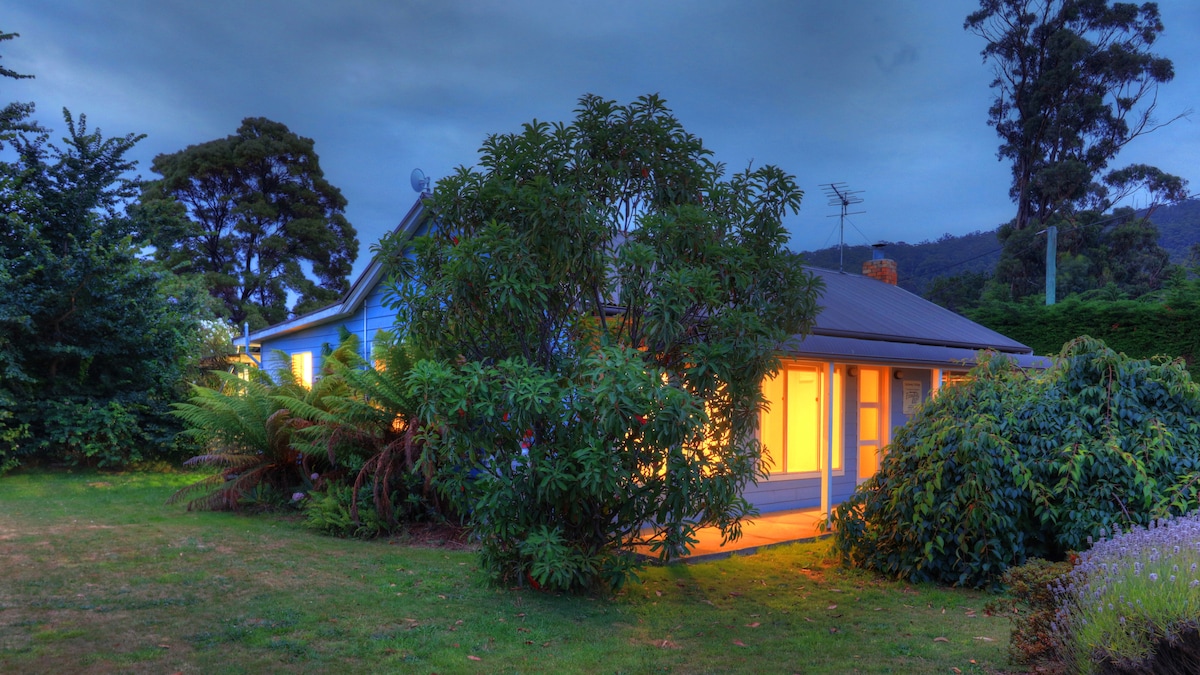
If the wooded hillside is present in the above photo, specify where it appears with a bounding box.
[797,199,1199,296]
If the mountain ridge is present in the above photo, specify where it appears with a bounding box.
[797,198,1199,296]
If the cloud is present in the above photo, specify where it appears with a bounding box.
[874,44,919,74]
[4,0,1197,273]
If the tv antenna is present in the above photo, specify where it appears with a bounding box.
[410,168,431,194]
[821,182,865,272]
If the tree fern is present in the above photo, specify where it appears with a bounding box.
[168,365,318,510]
[300,331,448,528]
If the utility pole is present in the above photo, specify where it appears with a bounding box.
[1040,225,1057,305]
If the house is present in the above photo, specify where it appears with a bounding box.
[238,198,434,380]
[745,258,1046,518]
[241,198,1046,518]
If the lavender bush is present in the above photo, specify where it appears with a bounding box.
[1051,513,1200,673]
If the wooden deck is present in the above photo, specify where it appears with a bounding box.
[635,507,828,563]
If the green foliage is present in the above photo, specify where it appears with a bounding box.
[1,100,213,473]
[923,269,991,313]
[168,366,326,511]
[29,397,166,468]
[832,337,1200,588]
[965,1,1188,302]
[0,392,27,475]
[0,30,41,152]
[990,208,1176,301]
[1051,514,1200,674]
[281,332,446,530]
[387,94,822,591]
[0,30,32,81]
[140,117,359,328]
[967,292,1200,374]
[167,332,439,530]
[990,557,1078,669]
[302,483,390,539]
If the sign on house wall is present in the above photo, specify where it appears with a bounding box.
[902,380,922,415]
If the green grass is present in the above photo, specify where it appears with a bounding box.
[0,470,1022,673]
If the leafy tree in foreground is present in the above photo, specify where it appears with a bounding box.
[384,94,823,591]
[831,337,1200,588]
[0,107,213,472]
[141,117,358,328]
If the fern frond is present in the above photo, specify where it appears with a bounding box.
[165,472,227,506]
[272,394,339,425]
[182,452,262,472]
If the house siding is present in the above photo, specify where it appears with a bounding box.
[258,282,397,377]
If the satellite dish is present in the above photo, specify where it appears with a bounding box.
[410,168,430,194]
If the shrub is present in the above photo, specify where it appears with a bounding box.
[1,107,217,474]
[2,395,195,472]
[167,356,339,511]
[1050,514,1200,674]
[31,398,149,467]
[389,94,821,592]
[302,483,390,539]
[992,557,1078,670]
[408,346,764,592]
[832,337,1200,588]
[300,333,451,528]
[0,392,30,476]
[284,332,451,531]
[968,294,1200,377]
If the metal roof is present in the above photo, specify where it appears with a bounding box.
[781,333,1049,370]
[242,228,1039,370]
[803,267,1032,354]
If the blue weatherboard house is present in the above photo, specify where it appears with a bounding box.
[242,197,1045,519]
[240,198,433,382]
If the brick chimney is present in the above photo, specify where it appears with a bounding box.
[862,242,897,285]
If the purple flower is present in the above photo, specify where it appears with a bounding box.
[292,492,306,502]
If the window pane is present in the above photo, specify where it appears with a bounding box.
[760,370,785,473]
[860,407,879,443]
[831,367,843,471]
[292,352,313,388]
[787,367,819,473]
[859,443,879,479]
[859,366,880,403]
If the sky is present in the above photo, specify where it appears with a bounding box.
[4,1,1199,279]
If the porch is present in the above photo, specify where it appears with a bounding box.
[636,507,829,563]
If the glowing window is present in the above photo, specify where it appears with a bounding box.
[291,351,313,388]
[942,371,969,388]
[760,363,842,475]
[857,366,888,482]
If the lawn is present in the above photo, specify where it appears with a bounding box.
[0,470,1020,674]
